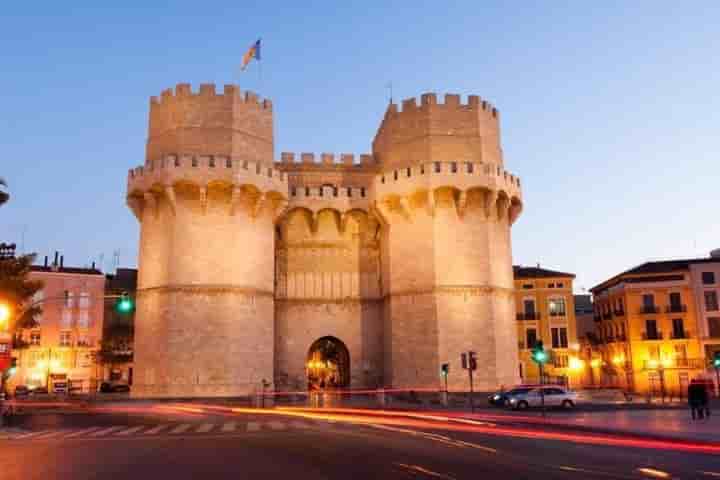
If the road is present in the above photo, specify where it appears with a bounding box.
[1,404,719,479]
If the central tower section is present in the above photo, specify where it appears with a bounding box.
[373,94,523,390]
[127,84,287,397]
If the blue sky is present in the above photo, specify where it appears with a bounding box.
[1,1,718,292]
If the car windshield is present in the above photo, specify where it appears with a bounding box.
[507,388,532,395]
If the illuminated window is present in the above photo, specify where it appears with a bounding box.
[59,331,72,347]
[551,327,568,348]
[79,292,90,308]
[78,311,89,329]
[30,331,41,346]
[548,298,566,316]
[705,291,719,311]
[553,354,568,368]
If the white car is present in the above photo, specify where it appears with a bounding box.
[507,386,578,410]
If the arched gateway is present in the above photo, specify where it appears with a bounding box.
[306,336,350,389]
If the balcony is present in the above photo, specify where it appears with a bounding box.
[602,312,612,320]
[613,309,625,317]
[665,304,687,313]
[516,312,540,320]
[593,314,602,322]
[642,331,663,341]
[550,311,567,318]
[643,358,704,370]
[670,330,690,340]
[639,306,660,314]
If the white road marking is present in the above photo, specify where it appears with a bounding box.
[247,422,261,432]
[195,423,214,433]
[64,427,103,438]
[267,421,286,431]
[115,426,146,436]
[221,422,237,432]
[14,430,53,439]
[143,425,170,435]
[90,426,126,437]
[169,424,192,434]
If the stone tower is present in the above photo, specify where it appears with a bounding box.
[126,84,522,397]
[372,94,522,391]
[127,84,288,397]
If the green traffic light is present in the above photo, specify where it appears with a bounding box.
[116,297,134,313]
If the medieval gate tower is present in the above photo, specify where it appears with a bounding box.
[127,84,523,397]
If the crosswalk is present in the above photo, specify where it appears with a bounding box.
[6,420,339,441]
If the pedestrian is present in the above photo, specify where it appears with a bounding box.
[688,379,703,421]
[700,379,711,420]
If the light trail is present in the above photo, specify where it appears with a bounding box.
[636,467,672,478]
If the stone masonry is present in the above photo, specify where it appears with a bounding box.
[127,84,523,397]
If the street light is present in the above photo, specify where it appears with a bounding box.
[0,302,11,329]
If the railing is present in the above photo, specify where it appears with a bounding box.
[593,314,601,322]
[639,306,660,314]
[516,312,540,320]
[613,309,625,316]
[642,331,663,340]
[670,330,690,340]
[666,304,687,313]
[602,312,612,319]
[551,311,567,318]
[643,358,704,370]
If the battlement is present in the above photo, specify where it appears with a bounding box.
[146,83,274,167]
[150,83,272,110]
[276,152,378,171]
[373,92,504,170]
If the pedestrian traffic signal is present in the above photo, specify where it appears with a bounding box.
[115,292,134,314]
[531,341,547,364]
[440,363,449,377]
[713,352,720,368]
[468,351,477,371]
[8,358,17,376]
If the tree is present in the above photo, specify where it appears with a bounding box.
[0,253,44,330]
[0,178,8,206]
[97,323,134,370]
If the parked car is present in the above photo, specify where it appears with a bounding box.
[100,382,131,393]
[507,386,578,410]
[14,385,30,398]
[488,386,536,406]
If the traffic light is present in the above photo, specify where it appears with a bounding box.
[713,351,720,369]
[115,292,134,314]
[7,358,17,376]
[468,351,477,371]
[531,341,547,364]
[440,363,449,377]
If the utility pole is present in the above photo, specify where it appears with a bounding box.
[461,351,477,413]
[531,341,548,418]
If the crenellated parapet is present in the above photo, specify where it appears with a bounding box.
[372,93,504,170]
[146,83,274,167]
[276,152,379,171]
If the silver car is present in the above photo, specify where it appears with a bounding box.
[507,386,578,410]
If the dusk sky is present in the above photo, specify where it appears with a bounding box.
[1,1,718,292]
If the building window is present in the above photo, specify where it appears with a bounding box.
[191,157,198,167]
[523,299,535,316]
[360,188,366,197]
[548,283,555,288]
[548,298,566,316]
[525,329,537,349]
[63,290,74,308]
[226,158,232,168]
[420,164,425,175]
[79,292,90,309]
[645,319,659,340]
[466,162,473,174]
[671,318,685,339]
[61,310,72,328]
[705,291,719,311]
[406,167,411,177]
[434,162,441,173]
[347,187,352,197]
[702,272,716,285]
[669,292,681,308]
[674,344,688,362]
[553,354,569,368]
[291,187,297,197]
[708,317,720,337]
[209,157,215,168]
[59,331,72,347]
[393,170,398,181]
[522,284,533,289]
[77,335,90,348]
[30,331,41,346]
[78,310,89,329]
[551,327,568,348]
[642,294,655,308]
[450,162,457,173]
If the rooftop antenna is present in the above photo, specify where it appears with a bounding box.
[386,82,393,104]
[112,249,120,270]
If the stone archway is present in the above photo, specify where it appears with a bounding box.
[306,336,350,389]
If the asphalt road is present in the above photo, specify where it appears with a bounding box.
[2,407,719,479]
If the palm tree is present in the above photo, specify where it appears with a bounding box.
[0,178,8,206]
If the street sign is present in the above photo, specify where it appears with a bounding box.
[468,351,477,371]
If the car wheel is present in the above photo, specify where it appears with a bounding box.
[562,399,574,409]
[516,401,529,410]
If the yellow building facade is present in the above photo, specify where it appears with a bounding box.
[513,266,580,386]
[590,259,712,395]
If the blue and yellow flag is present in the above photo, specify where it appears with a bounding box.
[241,39,261,71]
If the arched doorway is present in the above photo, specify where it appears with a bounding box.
[306,336,350,389]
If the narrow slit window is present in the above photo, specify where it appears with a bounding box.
[406,168,411,177]
[434,162,441,173]
[450,162,457,173]
[466,162,473,173]
[361,187,366,197]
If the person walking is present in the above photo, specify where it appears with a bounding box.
[700,379,711,420]
[688,379,703,421]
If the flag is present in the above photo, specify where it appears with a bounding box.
[241,39,261,71]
